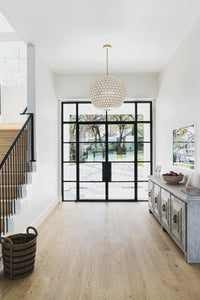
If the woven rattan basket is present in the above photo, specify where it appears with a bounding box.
[0,226,38,280]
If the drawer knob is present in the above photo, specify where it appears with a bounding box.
[162,204,166,211]
[173,215,178,223]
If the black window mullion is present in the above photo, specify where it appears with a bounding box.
[76,103,79,201]
[61,102,64,201]
[134,102,138,201]
[105,118,108,201]
[150,101,153,175]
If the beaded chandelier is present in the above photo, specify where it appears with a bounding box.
[89,45,126,110]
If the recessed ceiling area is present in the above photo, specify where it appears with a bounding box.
[0,11,21,41]
[0,0,200,73]
[0,11,14,32]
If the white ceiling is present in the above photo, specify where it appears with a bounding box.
[0,11,14,32]
[0,0,200,73]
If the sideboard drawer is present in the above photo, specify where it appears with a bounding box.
[148,181,154,211]
[170,195,185,250]
[160,189,170,232]
[153,184,161,220]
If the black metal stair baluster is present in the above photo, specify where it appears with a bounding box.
[5,161,8,232]
[25,127,27,172]
[10,150,13,214]
[19,134,22,190]
[28,121,30,164]
[14,143,16,199]
[31,114,35,162]
[16,142,18,199]
[7,156,10,217]
[9,156,12,216]
[28,121,30,163]
[13,147,16,213]
[18,139,19,196]
[23,129,25,175]
[2,165,5,234]
[21,131,23,190]
[0,169,1,234]
[0,169,1,235]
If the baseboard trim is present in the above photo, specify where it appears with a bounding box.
[31,200,58,229]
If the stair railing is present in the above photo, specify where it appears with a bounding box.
[0,107,35,236]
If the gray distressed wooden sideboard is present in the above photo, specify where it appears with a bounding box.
[148,176,200,263]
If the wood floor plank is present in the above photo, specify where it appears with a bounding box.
[1,202,200,300]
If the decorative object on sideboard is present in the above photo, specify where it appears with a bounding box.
[182,185,200,195]
[162,171,184,185]
[155,165,161,177]
[173,125,195,170]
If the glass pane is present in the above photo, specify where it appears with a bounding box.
[80,183,105,200]
[63,163,76,181]
[63,143,76,161]
[0,41,27,85]
[108,143,134,161]
[138,163,151,181]
[138,143,150,161]
[63,104,76,122]
[112,163,134,181]
[63,182,76,200]
[108,124,134,142]
[63,124,76,142]
[138,182,148,200]
[109,183,134,200]
[78,103,106,122]
[79,124,105,142]
[137,103,150,121]
[80,163,102,181]
[137,124,150,142]
[79,143,105,162]
[107,103,135,121]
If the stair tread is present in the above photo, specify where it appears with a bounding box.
[0,123,24,130]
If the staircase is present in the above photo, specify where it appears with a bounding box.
[0,113,35,237]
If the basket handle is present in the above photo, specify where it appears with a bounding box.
[0,237,14,246]
[0,237,13,279]
[26,226,38,237]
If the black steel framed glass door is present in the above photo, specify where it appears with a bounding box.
[62,101,152,201]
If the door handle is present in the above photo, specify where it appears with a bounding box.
[102,162,111,182]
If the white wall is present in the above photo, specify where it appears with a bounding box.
[55,73,158,99]
[14,47,58,232]
[156,18,200,180]
[0,85,27,123]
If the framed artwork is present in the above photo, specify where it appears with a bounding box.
[173,125,195,169]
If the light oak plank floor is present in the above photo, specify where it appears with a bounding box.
[1,202,200,300]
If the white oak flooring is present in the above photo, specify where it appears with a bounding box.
[1,202,200,300]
